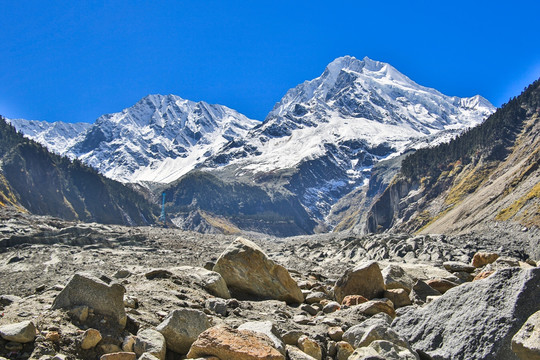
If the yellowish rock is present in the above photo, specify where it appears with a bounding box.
[471,252,499,268]
[297,335,322,360]
[336,341,354,360]
[81,328,102,350]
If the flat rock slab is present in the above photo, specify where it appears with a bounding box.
[213,237,303,304]
[52,273,126,329]
[170,266,231,299]
[0,320,36,343]
[393,267,540,360]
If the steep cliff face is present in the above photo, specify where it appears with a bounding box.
[364,79,540,239]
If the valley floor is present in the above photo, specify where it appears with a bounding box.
[0,207,538,360]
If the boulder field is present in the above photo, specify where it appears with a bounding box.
[0,211,538,360]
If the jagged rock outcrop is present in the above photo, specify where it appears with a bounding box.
[0,117,157,226]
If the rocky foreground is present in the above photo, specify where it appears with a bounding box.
[0,209,539,360]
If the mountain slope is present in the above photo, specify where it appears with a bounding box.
[159,171,317,237]
[201,56,494,223]
[0,116,157,225]
[364,79,540,239]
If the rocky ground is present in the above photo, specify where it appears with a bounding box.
[0,207,539,360]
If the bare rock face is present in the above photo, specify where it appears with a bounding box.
[156,309,211,354]
[512,310,540,360]
[186,325,285,360]
[334,261,385,303]
[0,320,36,343]
[393,268,540,360]
[52,273,127,329]
[212,237,303,304]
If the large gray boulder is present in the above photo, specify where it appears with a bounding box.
[52,273,126,328]
[213,237,303,304]
[512,309,540,360]
[334,261,385,303]
[156,309,211,354]
[392,268,540,360]
[382,265,415,293]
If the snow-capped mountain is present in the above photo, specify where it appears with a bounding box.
[10,56,496,233]
[12,95,259,183]
[68,95,259,183]
[6,118,91,154]
[202,56,495,220]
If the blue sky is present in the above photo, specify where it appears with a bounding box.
[1,1,539,123]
